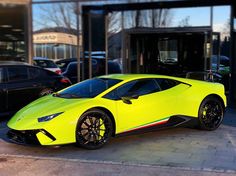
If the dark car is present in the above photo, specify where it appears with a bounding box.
[0,61,71,116]
[55,58,77,73]
[211,55,230,75]
[186,71,222,83]
[62,60,122,84]
[211,55,230,92]
[33,57,62,74]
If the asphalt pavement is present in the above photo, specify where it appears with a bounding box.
[0,109,236,175]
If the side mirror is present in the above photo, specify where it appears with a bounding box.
[121,95,139,104]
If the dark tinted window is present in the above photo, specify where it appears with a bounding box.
[8,67,28,82]
[117,79,160,97]
[56,78,121,98]
[103,89,119,100]
[34,60,58,68]
[155,79,179,91]
[29,67,41,79]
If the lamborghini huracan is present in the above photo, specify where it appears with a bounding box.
[7,74,226,149]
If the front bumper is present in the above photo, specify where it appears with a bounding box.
[7,129,56,145]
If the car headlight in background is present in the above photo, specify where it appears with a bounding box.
[38,112,63,122]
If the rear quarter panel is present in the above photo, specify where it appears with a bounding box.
[174,79,226,118]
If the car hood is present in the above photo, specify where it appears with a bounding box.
[8,95,91,126]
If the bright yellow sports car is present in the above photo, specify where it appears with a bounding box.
[7,74,226,149]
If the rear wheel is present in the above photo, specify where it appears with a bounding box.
[198,96,224,131]
[76,109,113,150]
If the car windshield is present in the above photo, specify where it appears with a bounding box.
[55,78,122,98]
[34,60,58,68]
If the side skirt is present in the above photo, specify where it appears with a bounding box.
[116,115,198,137]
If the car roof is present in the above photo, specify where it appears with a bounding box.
[0,61,30,66]
[98,74,175,81]
[97,74,218,89]
[33,57,52,61]
[55,58,77,63]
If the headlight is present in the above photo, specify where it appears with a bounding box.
[38,112,63,122]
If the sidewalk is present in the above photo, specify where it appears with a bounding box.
[1,156,236,176]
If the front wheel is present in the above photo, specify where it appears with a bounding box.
[76,109,113,150]
[198,96,224,131]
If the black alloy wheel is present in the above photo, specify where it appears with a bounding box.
[198,96,224,131]
[76,109,113,150]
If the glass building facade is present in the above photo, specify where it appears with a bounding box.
[0,0,236,106]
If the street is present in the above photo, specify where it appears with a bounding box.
[0,109,236,175]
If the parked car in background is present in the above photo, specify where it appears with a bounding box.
[62,60,122,84]
[0,61,71,116]
[186,71,222,83]
[55,58,77,72]
[211,55,230,75]
[211,55,230,92]
[55,57,109,73]
[33,57,62,74]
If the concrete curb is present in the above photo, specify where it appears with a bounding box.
[1,153,236,174]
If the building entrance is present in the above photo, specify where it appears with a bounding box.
[124,28,214,77]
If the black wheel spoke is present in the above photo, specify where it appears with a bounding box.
[83,121,90,127]
[98,121,105,127]
[81,128,88,131]
[95,118,100,125]
[88,116,94,125]
[82,131,89,138]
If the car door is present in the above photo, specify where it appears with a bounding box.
[113,78,173,133]
[27,66,45,97]
[113,78,189,133]
[0,67,7,114]
[6,66,41,112]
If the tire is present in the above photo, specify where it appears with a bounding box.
[198,96,224,131]
[39,88,53,97]
[76,109,113,150]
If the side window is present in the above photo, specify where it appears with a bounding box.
[8,67,28,82]
[155,79,180,91]
[28,68,41,79]
[117,79,160,97]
